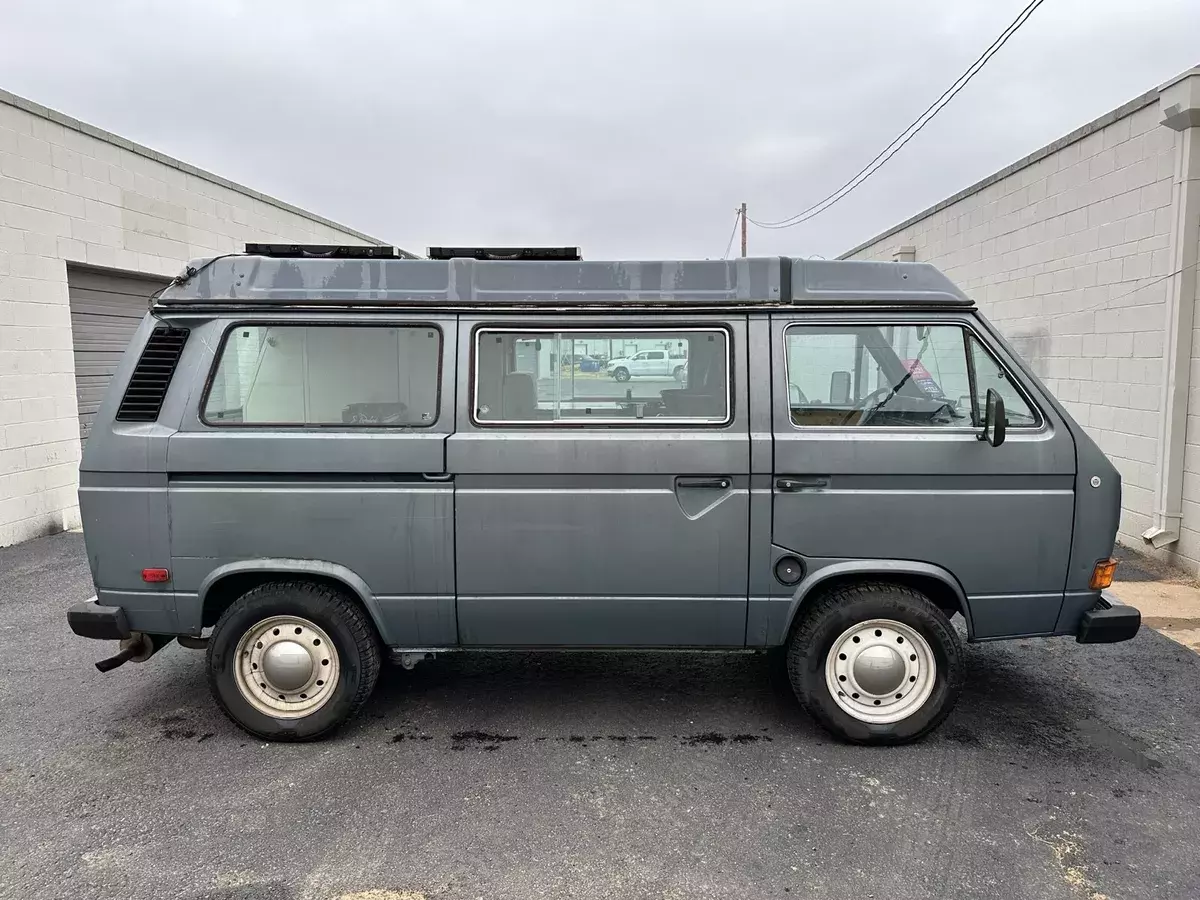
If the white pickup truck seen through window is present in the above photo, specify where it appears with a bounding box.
[606,349,687,382]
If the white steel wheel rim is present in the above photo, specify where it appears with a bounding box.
[825,618,936,725]
[233,616,340,719]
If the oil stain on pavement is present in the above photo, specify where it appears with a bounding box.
[4,533,1200,900]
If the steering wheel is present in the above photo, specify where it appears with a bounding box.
[840,386,892,426]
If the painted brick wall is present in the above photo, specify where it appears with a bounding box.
[845,98,1177,551]
[0,94,385,547]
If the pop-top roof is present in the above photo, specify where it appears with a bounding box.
[155,255,972,308]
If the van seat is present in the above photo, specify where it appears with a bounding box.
[502,372,539,420]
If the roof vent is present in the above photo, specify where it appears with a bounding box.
[115,326,190,422]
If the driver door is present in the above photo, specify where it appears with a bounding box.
[770,311,1077,639]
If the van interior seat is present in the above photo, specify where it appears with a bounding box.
[501,372,538,420]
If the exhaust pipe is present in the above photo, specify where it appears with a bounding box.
[95,633,173,673]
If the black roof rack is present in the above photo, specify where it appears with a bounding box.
[427,247,582,261]
[244,243,398,259]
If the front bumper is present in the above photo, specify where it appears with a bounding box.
[67,597,131,641]
[1075,591,1141,644]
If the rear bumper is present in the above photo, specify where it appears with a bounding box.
[1075,591,1141,644]
[67,597,131,641]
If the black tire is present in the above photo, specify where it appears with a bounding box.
[613,367,630,382]
[206,580,381,742]
[785,582,963,745]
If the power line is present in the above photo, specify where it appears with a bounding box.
[722,209,742,259]
[749,0,1047,231]
[751,0,1045,229]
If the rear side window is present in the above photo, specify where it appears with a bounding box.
[784,323,1039,429]
[473,328,730,425]
[203,324,441,426]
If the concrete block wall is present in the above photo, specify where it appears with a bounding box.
[843,92,1178,553]
[0,90,387,547]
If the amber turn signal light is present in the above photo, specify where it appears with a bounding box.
[1089,558,1117,591]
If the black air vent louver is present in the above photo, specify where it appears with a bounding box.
[115,325,190,422]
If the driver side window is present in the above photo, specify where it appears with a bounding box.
[785,324,977,428]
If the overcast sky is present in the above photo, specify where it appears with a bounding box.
[1,0,1197,260]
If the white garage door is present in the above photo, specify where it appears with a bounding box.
[68,267,171,442]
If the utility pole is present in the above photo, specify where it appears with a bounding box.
[740,202,748,257]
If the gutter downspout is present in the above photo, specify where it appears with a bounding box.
[1144,69,1200,550]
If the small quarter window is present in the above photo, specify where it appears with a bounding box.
[473,329,729,425]
[969,336,1040,428]
[203,325,440,426]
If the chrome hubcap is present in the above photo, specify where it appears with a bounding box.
[233,616,340,719]
[853,644,906,695]
[825,618,936,725]
[261,641,314,691]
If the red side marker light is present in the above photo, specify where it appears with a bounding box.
[141,567,170,583]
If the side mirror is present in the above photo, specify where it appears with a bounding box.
[980,388,1006,447]
[829,370,852,405]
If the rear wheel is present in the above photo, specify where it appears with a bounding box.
[673,365,685,382]
[785,582,963,745]
[612,367,630,382]
[207,580,381,741]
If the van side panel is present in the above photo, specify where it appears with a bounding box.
[167,476,454,644]
[771,473,1075,636]
[78,315,193,634]
[164,316,458,646]
[79,471,177,633]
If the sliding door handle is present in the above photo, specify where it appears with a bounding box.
[676,477,732,490]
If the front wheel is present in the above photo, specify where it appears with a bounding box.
[207,580,381,742]
[612,367,630,382]
[785,582,963,745]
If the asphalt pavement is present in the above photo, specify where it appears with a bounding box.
[2,532,1199,900]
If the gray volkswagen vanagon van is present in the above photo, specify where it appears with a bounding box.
[66,246,1140,745]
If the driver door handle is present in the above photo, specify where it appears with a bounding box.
[777,476,829,491]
